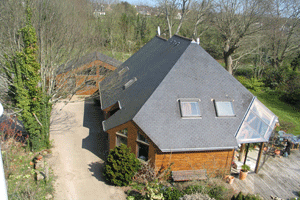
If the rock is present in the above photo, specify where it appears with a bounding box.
[45,193,53,199]
[36,171,45,181]
[35,160,44,169]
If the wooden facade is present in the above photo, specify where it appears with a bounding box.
[56,60,117,96]
[105,119,234,177]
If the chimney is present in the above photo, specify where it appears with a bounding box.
[157,26,161,36]
[197,38,200,45]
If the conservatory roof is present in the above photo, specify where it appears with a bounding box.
[236,97,278,144]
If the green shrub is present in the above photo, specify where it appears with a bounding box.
[234,68,254,78]
[104,144,140,186]
[236,76,264,92]
[280,72,300,105]
[207,185,228,200]
[262,67,287,89]
[183,184,206,195]
[231,192,261,200]
[163,187,183,200]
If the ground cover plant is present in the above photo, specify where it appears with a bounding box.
[0,117,54,199]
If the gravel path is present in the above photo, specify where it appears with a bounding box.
[48,99,126,200]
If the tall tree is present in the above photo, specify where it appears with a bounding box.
[214,0,267,74]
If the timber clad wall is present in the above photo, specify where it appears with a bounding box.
[56,60,117,95]
[106,120,234,176]
[155,150,234,176]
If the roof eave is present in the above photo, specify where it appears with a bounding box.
[160,145,237,153]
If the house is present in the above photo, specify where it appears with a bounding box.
[56,52,122,96]
[99,35,278,178]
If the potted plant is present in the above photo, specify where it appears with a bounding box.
[239,164,250,180]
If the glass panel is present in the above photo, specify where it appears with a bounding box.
[138,143,149,161]
[236,98,278,144]
[116,135,127,146]
[251,100,274,125]
[180,101,201,117]
[215,101,235,117]
[138,132,149,143]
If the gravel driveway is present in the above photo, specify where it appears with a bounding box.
[48,98,126,200]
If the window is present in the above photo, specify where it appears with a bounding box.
[214,101,235,117]
[123,77,137,90]
[116,128,128,147]
[179,99,201,118]
[137,132,149,161]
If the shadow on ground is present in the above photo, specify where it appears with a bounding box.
[88,161,105,182]
[82,99,108,161]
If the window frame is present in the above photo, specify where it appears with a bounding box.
[116,128,128,147]
[178,99,202,118]
[214,100,236,117]
[136,132,149,161]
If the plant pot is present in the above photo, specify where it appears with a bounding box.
[225,175,235,184]
[263,147,268,151]
[239,170,248,180]
[275,149,281,155]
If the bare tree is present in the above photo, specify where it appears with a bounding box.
[213,0,267,74]
[264,0,300,69]
[175,0,192,35]
[191,0,213,38]
[157,0,179,38]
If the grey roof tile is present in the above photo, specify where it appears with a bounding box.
[100,35,256,152]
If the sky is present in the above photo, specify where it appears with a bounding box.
[121,0,157,6]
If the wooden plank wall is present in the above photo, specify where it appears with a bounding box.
[155,149,234,177]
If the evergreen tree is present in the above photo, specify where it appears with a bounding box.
[6,0,51,151]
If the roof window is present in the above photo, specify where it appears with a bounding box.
[179,99,201,118]
[123,77,137,89]
[118,66,129,75]
[214,101,235,117]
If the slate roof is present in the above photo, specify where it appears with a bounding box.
[57,52,122,74]
[99,35,257,152]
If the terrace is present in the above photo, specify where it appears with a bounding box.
[231,147,300,199]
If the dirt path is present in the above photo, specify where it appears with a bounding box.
[48,99,126,200]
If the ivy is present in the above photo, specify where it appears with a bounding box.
[6,0,51,151]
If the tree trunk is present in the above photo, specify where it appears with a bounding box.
[224,42,233,75]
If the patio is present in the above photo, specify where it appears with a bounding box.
[231,147,300,199]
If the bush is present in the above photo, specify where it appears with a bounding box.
[234,68,254,79]
[163,187,184,200]
[262,67,287,89]
[104,144,140,186]
[183,184,206,195]
[207,185,228,200]
[280,72,300,105]
[231,192,261,200]
[236,76,264,92]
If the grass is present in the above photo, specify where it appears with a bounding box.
[251,90,300,135]
[1,139,54,199]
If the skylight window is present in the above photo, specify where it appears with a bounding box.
[123,77,137,89]
[215,101,235,117]
[179,99,201,118]
[118,66,129,75]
